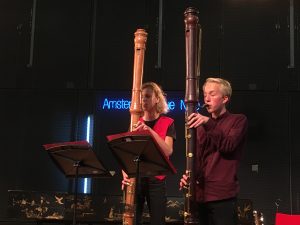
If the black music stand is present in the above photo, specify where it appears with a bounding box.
[106,130,177,225]
[106,130,177,177]
[43,140,112,225]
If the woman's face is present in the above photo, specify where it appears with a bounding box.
[141,87,159,112]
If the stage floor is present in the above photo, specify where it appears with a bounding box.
[0,218,183,225]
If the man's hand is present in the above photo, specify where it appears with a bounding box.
[187,113,209,128]
[179,171,189,190]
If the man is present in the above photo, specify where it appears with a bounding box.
[180,77,248,225]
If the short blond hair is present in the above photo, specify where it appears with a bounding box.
[203,77,232,98]
[142,82,169,114]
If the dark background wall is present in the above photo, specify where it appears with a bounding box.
[0,0,299,224]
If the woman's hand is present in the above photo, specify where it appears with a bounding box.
[121,170,131,190]
[133,120,173,157]
[133,121,151,131]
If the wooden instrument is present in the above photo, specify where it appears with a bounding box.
[183,7,201,225]
[123,28,147,225]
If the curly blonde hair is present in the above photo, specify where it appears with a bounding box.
[142,82,169,114]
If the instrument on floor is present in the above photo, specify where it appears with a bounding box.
[123,28,147,225]
[253,210,264,225]
[183,7,201,225]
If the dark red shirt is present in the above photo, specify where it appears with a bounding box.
[194,111,248,202]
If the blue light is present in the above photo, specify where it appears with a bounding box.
[86,116,91,143]
[101,98,189,111]
[168,101,175,110]
[102,98,131,110]
[180,100,186,110]
[83,115,93,194]
[100,97,207,112]
[84,178,89,194]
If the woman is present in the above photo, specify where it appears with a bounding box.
[122,82,176,225]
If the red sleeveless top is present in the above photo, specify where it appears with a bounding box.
[139,116,174,180]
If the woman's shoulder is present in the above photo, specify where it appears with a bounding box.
[159,115,174,124]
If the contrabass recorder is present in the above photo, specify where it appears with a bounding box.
[183,7,202,225]
[123,29,147,225]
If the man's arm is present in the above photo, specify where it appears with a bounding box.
[204,114,248,154]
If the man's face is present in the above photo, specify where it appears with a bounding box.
[142,87,158,112]
[203,82,228,115]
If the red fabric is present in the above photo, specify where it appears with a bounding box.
[139,116,174,180]
[275,213,300,225]
[43,140,90,151]
[139,116,173,140]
